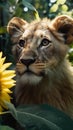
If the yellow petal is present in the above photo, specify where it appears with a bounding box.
[0,52,2,59]
[0,97,8,110]
[0,100,6,108]
[3,88,12,94]
[0,57,6,68]
[2,82,15,89]
[1,78,16,82]
[5,79,16,84]
[2,70,16,78]
[0,51,16,112]
[0,100,8,110]
[1,92,11,102]
[1,75,16,82]
[2,83,15,89]
[1,63,12,72]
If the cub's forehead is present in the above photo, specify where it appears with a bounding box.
[24,19,50,30]
[22,20,50,38]
[22,29,49,38]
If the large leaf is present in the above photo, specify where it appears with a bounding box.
[61,4,68,11]
[57,0,66,5]
[5,101,17,120]
[0,125,14,130]
[6,102,73,130]
[22,0,36,12]
[22,0,40,20]
[50,4,58,13]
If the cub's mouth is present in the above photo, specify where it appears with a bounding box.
[16,62,46,77]
[23,69,39,76]
[16,63,44,84]
[17,67,44,77]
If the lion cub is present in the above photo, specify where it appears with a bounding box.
[7,15,73,117]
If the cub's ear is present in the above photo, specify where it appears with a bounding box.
[51,15,73,44]
[7,17,27,43]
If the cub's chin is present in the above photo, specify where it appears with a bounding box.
[17,72,42,85]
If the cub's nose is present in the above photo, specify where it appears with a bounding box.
[20,58,36,66]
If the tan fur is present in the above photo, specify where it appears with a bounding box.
[7,15,73,117]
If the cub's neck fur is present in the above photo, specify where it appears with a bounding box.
[16,60,73,117]
[7,15,73,117]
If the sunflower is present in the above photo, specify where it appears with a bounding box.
[0,52,16,112]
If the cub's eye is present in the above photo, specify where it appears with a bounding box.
[19,40,25,47]
[41,38,51,46]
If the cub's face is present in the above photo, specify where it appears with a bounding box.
[7,16,73,85]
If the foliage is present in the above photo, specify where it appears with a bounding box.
[0,126,14,130]
[1,102,73,130]
[68,44,73,65]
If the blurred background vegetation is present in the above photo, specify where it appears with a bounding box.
[0,0,73,65]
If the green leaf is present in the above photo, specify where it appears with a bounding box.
[22,0,36,12]
[22,0,40,20]
[61,4,68,11]
[6,102,73,130]
[8,0,17,5]
[33,11,40,20]
[4,101,17,120]
[0,27,7,34]
[68,48,73,64]
[0,125,14,130]
[17,107,61,130]
[57,0,66,5]
[50,4,58,13]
